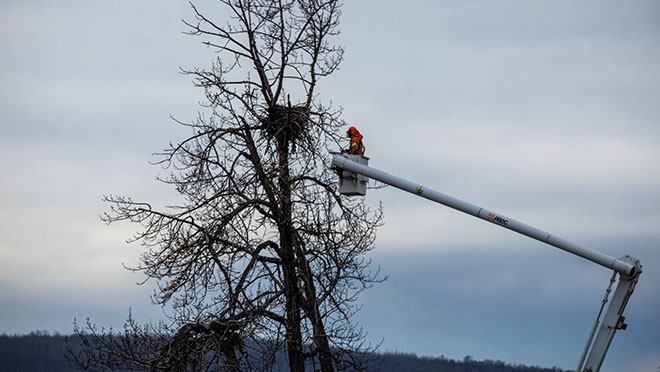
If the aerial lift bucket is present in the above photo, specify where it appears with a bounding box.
[334,153,369,196]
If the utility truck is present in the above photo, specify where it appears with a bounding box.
[332,153,642,372]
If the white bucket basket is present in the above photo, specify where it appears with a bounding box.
[337,154,369,196]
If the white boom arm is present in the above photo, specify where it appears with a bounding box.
[332,154,642,372]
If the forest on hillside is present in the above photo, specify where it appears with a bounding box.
[0,333,569,372]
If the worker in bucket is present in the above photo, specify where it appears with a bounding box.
[345,126,365,155]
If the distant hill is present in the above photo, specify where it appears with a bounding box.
[375,352,568,372]
[0,332,569,372]
[0,332,75,372]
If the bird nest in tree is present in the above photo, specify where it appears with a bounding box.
[263,104,310,145]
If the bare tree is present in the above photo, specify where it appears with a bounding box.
[69,1,383,372]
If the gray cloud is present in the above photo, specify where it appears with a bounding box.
[1,1,658,371]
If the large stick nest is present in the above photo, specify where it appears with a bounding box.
[263,103,310,146]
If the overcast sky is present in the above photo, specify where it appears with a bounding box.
[1,1,659,371]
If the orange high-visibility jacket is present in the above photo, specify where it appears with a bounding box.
[349,129,364,155]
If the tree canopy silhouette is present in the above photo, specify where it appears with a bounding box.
[69,1,383,372]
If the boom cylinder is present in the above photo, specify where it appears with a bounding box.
[332,155,636,276]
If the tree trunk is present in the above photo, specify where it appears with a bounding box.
[282,252,305,372]
[277,138,306,372]
[297,250,335,372]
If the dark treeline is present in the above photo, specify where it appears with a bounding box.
[376,352,568,372]
[0,331,76,372]
[0,333,569,372]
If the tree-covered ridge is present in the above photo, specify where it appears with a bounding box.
[377,352,569,372]
[0,333,570,372]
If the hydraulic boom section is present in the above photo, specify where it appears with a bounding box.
[331,154,642,372]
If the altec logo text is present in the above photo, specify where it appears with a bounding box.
[487,213,509,226]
